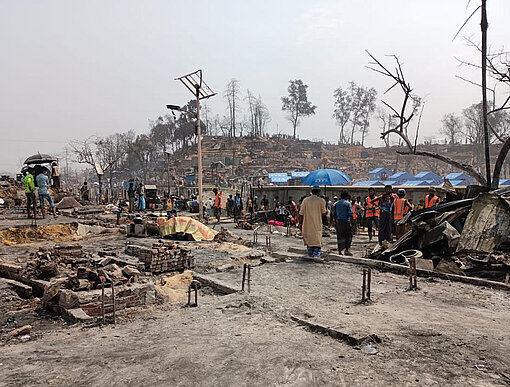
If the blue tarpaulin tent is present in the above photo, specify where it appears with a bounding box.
[268,173,290,185]
[388,172,414,184]
[447,180,468,186]
[290,171,310,179]
[414,171,442,185]
[445,173,474,185]
[368,167,392,181]
[353,180,384,187]
[402,180,432,186]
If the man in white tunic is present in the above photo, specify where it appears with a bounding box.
[299,187,327,257]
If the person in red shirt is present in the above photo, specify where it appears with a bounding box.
[212,188,223,222]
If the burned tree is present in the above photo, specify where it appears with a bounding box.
[224,79,241,137]
[366,50,487,185]
[70,133,132,200]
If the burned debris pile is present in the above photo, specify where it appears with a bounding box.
[0,240,195,322]
[371,188,510,282]
[125,241,194,274]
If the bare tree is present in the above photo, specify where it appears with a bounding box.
[440,113,463,144]
[70,133,132,200]
[377,107,394,148]
[281,79,317,139]
[366,50,487,185]
[224,79,241,137]
[246,90,270,137]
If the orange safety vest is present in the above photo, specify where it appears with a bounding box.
[214,192,223,208]
[425,194,440,208]
[352,203,358,220]
[365,196,376,217]
[393,198,409,220]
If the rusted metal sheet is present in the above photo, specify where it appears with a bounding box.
[457,193,510,253]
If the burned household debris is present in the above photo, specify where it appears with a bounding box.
[372,187,510,282]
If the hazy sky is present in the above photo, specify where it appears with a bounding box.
[1,0,509,173]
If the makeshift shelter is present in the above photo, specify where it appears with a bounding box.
[268,173,290,185]
[445,173,474,186]
[290,171,310,179]
[446,180,468,187]
[388,172,414,185]
[353,180,384,187]
[414,171,442,185]
[368,167,392,181]
[401,180,431,186]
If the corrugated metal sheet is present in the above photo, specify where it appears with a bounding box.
[457,192,510,253]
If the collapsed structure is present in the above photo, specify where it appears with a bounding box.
[372,187,510,282]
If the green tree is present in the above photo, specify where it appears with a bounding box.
[281,79,317,139]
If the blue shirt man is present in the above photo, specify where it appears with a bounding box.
[334,198,353,222]
[36,173,49,195]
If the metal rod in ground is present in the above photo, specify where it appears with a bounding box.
[408,257,417,290]
[111,281,116,324]
[242,263,247,291]
[367,268,372,300]
[194,282,198,306]
[362,269,367,303]
[247,265,252,293]
[187,285,192,306]
[101,277,105,324]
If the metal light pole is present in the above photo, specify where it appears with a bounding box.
[167,70,216,221]
[195,84,203,220]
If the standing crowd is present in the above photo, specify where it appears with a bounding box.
[298,185,442,258]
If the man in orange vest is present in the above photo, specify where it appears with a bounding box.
[425,187,441,208]
[364,188,379,242]
[212,188,223,222]
[393,188,412,240]
[372,185,397,244]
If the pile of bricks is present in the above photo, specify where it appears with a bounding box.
[52,244,87,264]
[125,241,194,274]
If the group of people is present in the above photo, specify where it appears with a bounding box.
[22,168,57,219]
[126,182,146,212]
[299,185,442,258]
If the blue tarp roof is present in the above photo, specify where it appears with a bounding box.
[388,171,414,180]
[414,171,441,180]
[369,167,391,174]
[447,180,468,186]
[401,180,431,186]
[445,172,474,184]
[381,181,398,186]
[353,180,384,186]
[290,171,310,179]
[268,173,290,183]
[499,179,510,186]
[445,172,468,179]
